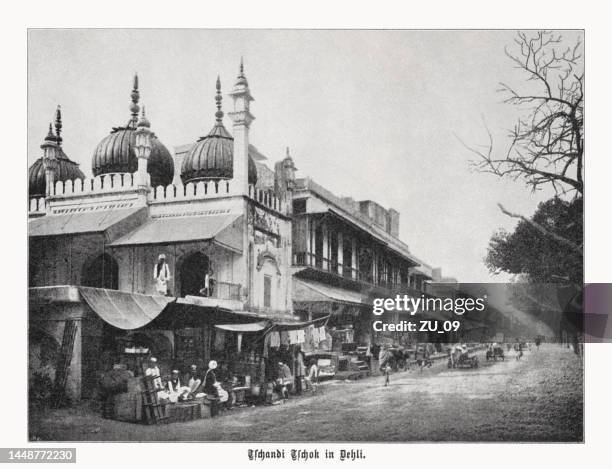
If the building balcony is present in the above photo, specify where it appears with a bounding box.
[292,251,424,297]
[207,281,242,302]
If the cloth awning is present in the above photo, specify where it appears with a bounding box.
[109,213,243,252]
[79,287,175,330]
[293,278,371,306]
[215,321,269,332]
[29,207,146,238]
[270,315,330,331]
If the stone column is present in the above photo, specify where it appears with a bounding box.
[322,222,329,271]
[337,232,343,276]
[351,237,357,280]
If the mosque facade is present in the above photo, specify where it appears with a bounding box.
[28,62,450,402]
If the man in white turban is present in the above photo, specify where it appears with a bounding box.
[203,360,228,404]
[154,254,170,295]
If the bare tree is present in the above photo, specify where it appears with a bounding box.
[465,31,584,197]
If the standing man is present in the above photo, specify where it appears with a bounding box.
[154,254,171,296]
[379,344,392,386]
[145,357,169,400]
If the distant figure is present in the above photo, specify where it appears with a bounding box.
[379,344,392,386]
[276,361,293,400]
[294,349,305,395]
[153,254,171,295]
[200,268,216,297]
[515,342,523,360]
[304,359,318,393]
[535,336,542,350]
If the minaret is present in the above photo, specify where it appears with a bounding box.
[228,58,255,196]
[54,105,62,146]
[134,106,152,187]
[129,74,140,128]
[41,123,59,197]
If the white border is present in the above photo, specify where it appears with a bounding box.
[2,1,611,467]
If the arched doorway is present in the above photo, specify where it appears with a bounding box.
[179,252,209,297]
[82,253,119,290]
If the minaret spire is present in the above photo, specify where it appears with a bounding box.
[54,105,62,146]
[215,75,224,124]
[228,58,255,196]
[129,73,140,126]
[45,123,55,142]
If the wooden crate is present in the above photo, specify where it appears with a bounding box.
[112,392,143,423]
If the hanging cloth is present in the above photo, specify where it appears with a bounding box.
[214,330,226,351]
[280,330,290,346]
[302,326,315,353]
[263,333,271,358]
[270,331,281,348]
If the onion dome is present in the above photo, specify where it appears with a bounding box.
[181,76,257,185]
[91,75,174,187]
[29,109,85,197]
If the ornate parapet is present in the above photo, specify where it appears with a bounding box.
[248,184,284,215]
[149,179,232,203]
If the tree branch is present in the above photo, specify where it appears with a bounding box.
[497,203,583,255]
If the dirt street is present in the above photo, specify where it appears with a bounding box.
[29,344,583,442]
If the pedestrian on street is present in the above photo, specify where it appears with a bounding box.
[379,344,392,386]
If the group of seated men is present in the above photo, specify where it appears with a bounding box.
[144,356,319,407]
[144,358,230,405]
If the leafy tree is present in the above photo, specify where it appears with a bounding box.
[486,197,582,283]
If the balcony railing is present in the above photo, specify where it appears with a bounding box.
[205,281,241,301]
[292,251,423,295]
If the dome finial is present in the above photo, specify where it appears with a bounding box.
[215,75,224,123]
[233,57,249,88]
[45,123,55,142]
[137,105,151,128]
[130,73,140,126]
[54,105,63,146]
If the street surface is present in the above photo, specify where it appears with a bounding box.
[29,344,583,442]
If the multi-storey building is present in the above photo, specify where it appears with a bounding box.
[28,63,453,402]
[28,65,296,401]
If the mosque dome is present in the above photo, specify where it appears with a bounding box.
[92,128,174,187]
[29,111,86,198]
[91,75,174,187]
[29,149,86,198]
[181,77,257,185]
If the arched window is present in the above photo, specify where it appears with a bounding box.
[82,253,119,290]
[179,252,210,297]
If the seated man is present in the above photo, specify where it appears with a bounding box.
[217,363,237,408]
[185,364,202,396]
[275,361,293,400]
[202,360,229,407]
[167,370,191,403]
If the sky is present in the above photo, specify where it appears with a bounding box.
[27,29,583,283]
